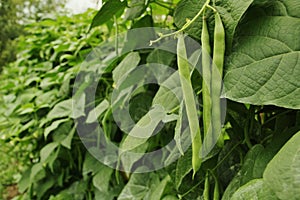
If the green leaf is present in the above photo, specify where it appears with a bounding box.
[86,99,109,123]
[152,72,182,113]
[174,0,253,46]
[215,0,254,49]
[252,127,298,178]
[82,152,105,176]
[147,49,175,67]
[93,165,113,192]
[35,177,56,199]
[222,144,264,200]
[113,52,141,87]
[162,195,179,200]
[47,94,85,121]
[40,142,59,163]
[264,131,300,200]
[174,0,206,40]
[118,171,160,200]
[120,105,166,151]
[149,175,171,200]
[120,142,149,173]
[175,147,192,190]
[47,99,73,120]
[30,163,46,182]
[231,179,278,200]
[52,120,73,143]
[18,168,31,193]
[61,125,76,149]
[125,0,147,20]
[132,14,153,28]
[44,118,69,139]
[90,0,127,29]
[224,2,300,109]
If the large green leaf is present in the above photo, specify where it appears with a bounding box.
[40,142,59,163]
[93,165,113,192]
[90,0,127,29]
[174,0,206,40]
[118,171,160,200]
[149,175,171,200]
[175,147,192,190]
[222,145,264,200]
[120,105,166,151]
[231,179,278,200]
[125,0,147,20]
[215,0,254,49]
[174,0,253,46]
[223,1,300,109]
[263,131,300,199]
[113,52,141,88]
[86,99,109,123]
[47,94,85,121]
[44,118,69,138]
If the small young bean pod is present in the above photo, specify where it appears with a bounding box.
[203,172,210,200]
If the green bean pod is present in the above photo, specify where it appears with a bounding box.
[177,34,202,176]
[211,12,225,147]
[201,14,213,151]
[203,172,210,200]
[213,179,220,200]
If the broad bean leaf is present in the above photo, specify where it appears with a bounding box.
[44,118,69,138]
[18,168,31,193]
[93,165,113,192]
[86,99,109,123]
[90,0,127,29]
[40,142,59,163]
[113,52,141,87]
[82,152,105,176]
[120,105,166,151]
[174,0,253,47]
[264,131,300,200]
[47,94,85,121]
[125,0,147,20]
[252,127,298,178]
[231,179,278,200]
[117,171,160,200]
[223,1,300,109]
[222,145,264,200]
[149,175,171,200]
[215,0,254,49]
[174,0,206,40]
[30,163,46,183]
[61,126,76,149]
[175,147,192,190]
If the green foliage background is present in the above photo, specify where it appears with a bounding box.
[0,0,299,199]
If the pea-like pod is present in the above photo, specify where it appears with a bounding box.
[201,14,213,151]
[211,11,225,147]
[177,34,202,176]
[213,178,220,200]
[203,172,210,200]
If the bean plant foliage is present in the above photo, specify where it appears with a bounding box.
[0,0,299,199]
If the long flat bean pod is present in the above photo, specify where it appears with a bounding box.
[211,11,225,147]
[201,14,213,153]
[177,34,202,176]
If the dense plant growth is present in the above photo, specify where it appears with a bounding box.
[0,0,299,199]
